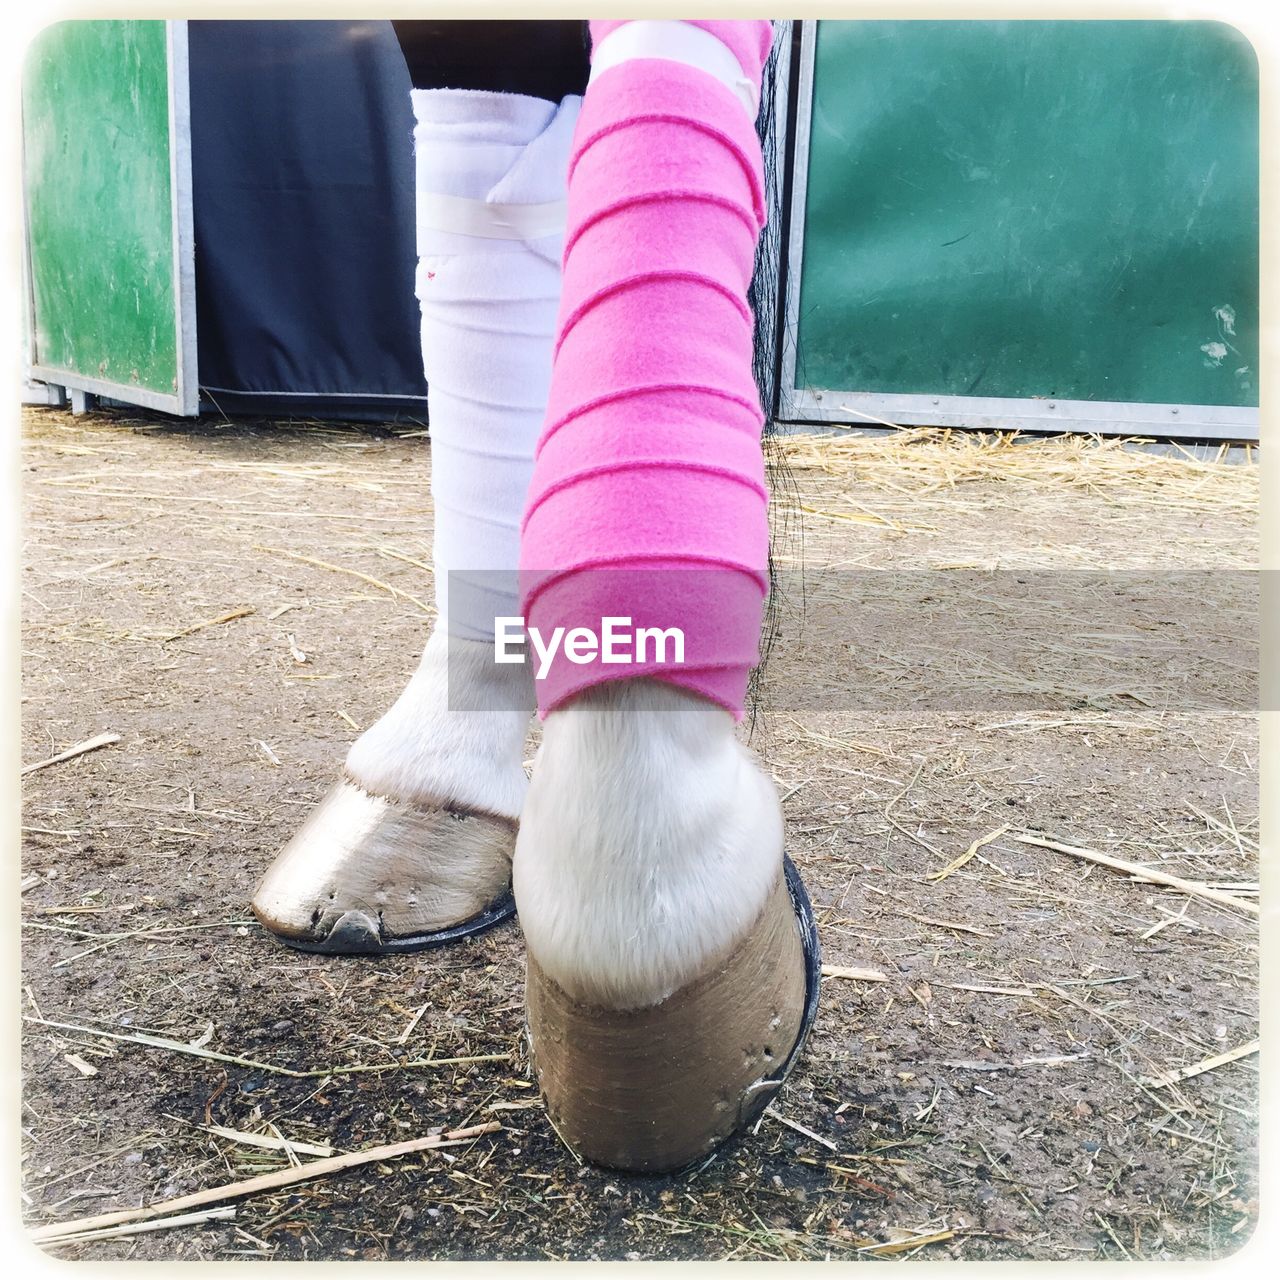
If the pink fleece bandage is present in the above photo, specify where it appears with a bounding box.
[519,20,774,720]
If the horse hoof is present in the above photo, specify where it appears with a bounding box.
[525,855,821,1173]
[317,909,383,953]
[251,778,517,954]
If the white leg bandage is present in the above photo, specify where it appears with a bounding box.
[345,89,579,817]
[412,87,580,642]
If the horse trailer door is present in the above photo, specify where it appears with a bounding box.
[23,19,197,415]
[779,21,1259,441]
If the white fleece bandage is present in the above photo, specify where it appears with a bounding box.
[343,90,579,816]
[411,88,581,642]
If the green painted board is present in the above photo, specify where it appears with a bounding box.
[789,21,1259,430]
[23,20,196,413]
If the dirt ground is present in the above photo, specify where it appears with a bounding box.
[19,407,1258,1260]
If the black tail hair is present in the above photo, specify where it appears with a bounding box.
[745,22,802,730]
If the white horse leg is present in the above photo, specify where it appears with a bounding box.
[515,680,784,1009]
[253,89,578,951]
[515,681,808,1172]
[512,21,813,1170]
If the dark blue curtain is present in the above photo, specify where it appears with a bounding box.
[189,20,428,420]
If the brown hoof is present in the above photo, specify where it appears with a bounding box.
[526,859,817,1173]
[251,778,517,954]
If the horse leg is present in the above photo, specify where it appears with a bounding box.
[252,27,587,952]
[513,21,816,1170]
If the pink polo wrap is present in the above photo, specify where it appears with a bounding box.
[519,20,774,719]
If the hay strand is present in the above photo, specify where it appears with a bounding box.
[30,1123,502,1242]
[1141,1040,1259,1089]
[1012,832,1259,916]
[22,732,121,777]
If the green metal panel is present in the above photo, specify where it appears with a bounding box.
[23,20,194,411]
[791,21,1259,421]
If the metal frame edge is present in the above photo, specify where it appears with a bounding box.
[29,365,184,414]
[785,389,1259,442]
[167,19,199,416]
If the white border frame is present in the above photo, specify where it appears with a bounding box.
[27,19,198,416]
[777,20,1259,442]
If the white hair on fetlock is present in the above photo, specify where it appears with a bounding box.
[344,628,533,820]
[513,679,784,1010]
